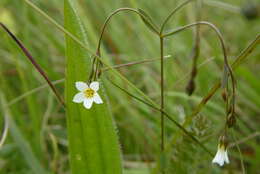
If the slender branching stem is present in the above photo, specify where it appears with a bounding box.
[160,0,194,34]
[172,35,260,144]
[107,78,214,157]
[23,0,167,109]
[163,21,236,117]
[95,9,165,172]
[23,1,260,168]
[97,8,159,54]
[91,8,160,81]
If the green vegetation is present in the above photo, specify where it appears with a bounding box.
[0,0,259,173]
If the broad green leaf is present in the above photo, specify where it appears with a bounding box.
[64,0,122,174]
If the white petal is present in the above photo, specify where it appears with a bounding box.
[90,81,99,91]
[83,98,94,109]
[212,150,225,166]
[73,92,85,103]
[93,93,103,104]
[212,153,220,164]
[76,81,88,91]
[224,150,229,164]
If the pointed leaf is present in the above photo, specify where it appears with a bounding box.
[64,0,122,174]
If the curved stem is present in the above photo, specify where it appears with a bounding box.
[96,8,158,55]
[163,21,236,116]
[24,0,165,109]
[97,8,159,54]
[92,8,160,80]
[160,0,194,34]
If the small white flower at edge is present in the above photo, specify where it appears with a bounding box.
[212,144,229,166]
[72,81,103,109]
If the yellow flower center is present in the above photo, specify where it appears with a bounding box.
[84,88,95,98]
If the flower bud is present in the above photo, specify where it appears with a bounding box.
[221,90,227,101]
[186,79,195,96]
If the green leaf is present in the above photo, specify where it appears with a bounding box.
[137,8,159,34]
[64,0,122,174]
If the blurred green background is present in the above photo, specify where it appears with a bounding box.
[0,0,259,173]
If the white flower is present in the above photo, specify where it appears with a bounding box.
[72,81,103,109]
[212,144,229,166]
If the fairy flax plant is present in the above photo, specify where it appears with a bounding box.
[1,0,259,173]
[82,0,237,173]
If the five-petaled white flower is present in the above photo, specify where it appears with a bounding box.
[73,81,103,109]
[212,144,229,166]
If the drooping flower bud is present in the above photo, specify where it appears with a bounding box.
[186,79,195,96]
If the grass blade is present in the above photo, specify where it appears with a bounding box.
[0,93,49,174]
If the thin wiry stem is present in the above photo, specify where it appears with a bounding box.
[231,129,246,174]
[229,131,260,148]
[92,8,160,81]
[159,36,165,174]
[96,8,159,54]
[169,35,260,147]
[23,0,169,110]
[7,79,64,106]
[0,23,65,107]
[107,78,214,157]
[160,0,194,34]
[101,55,171,72]
[23,1,260,165]
[6,56,171,107]
[25,0,255,118]
[163,21,236,119]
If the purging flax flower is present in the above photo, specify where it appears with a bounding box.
[212,143,229,166]
[73,81,103,109]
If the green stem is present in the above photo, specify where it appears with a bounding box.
[93,8,160,80]
[160,36,165,173]
[163,21,236,117]
[160,0,194,34]
[170,35,259,149]
[107,79,214,157]
[160,37,165,150]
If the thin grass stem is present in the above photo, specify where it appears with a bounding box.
[0,23,65,107]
